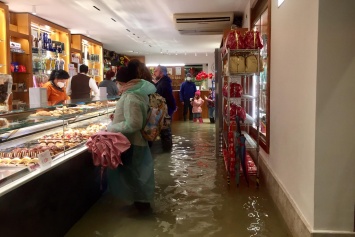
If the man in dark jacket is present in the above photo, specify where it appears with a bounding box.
[154,65,176,117]
[179,73,196,121]
[153,65,176,151]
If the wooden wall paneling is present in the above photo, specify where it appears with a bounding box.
[0,2,10,74]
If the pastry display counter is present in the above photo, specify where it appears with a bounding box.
[0,97,118,236]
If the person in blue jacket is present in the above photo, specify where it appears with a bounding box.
[179,73,196,121]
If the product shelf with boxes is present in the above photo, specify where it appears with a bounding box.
[219,48,261,187]
[71,34,103,83]
[7,12,70,105]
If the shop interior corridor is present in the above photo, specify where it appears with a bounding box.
[65,120,291,237]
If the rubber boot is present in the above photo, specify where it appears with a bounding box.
[160,128,172,151]
[199,118,203,123]
[193,118,197,122]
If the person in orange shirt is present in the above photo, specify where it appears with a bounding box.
[42,69,70,104]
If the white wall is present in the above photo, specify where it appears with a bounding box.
[242,0,251,29]
[314,0,355,231]
[145,53,215,75]
[270,0,319,229]
[146,53,215,89]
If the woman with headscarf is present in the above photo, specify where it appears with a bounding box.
[107,65,156,212]
[42,69,70,103]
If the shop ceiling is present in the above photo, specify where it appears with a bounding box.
[4,0,248,56]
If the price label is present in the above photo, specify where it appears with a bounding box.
[38,150,52,169]
[27,163,39,172]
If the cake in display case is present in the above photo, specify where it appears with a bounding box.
[0,97,119,190]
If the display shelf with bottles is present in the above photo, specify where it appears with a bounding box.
[8,12,71,104]
[218,48,261,187]
[71,34,103,83]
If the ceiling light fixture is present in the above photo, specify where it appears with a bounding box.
[93,6,100,11]
[111,18,116,22]
[126,29,130,32]
[195,53,197,56]
[160,49,163,54]
[184,52,187,56]
[32,5,36,15]
[206,53,208,56]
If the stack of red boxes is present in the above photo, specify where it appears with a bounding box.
[228,131,236,177]
[239,152,257,175]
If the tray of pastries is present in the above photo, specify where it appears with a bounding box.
[0,123,107,167]
[29,106,83,118]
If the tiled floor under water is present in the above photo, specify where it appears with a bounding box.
[66,120,291,237]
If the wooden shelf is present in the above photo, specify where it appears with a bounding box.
[8,30,29,40]
[71,48,81,54]
[0,2,10,75]
[7,13,70,104]
[71,34,103,83]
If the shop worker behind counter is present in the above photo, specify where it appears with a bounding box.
[42,69,70,104]
[67,64,100,101]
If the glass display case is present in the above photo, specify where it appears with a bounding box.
[0,97,119,193]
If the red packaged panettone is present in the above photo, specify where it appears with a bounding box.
[224,103,247,121]
[225,30,245,50]
[244,31,263,49]
[223,83,243,98]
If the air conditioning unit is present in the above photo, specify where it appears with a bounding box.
[173,12,234,35]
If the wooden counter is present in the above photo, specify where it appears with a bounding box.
[172,90,210,121]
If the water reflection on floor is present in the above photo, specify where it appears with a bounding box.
[66,121,291,237]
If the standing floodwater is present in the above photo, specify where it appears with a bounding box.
[66,121,290,237]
